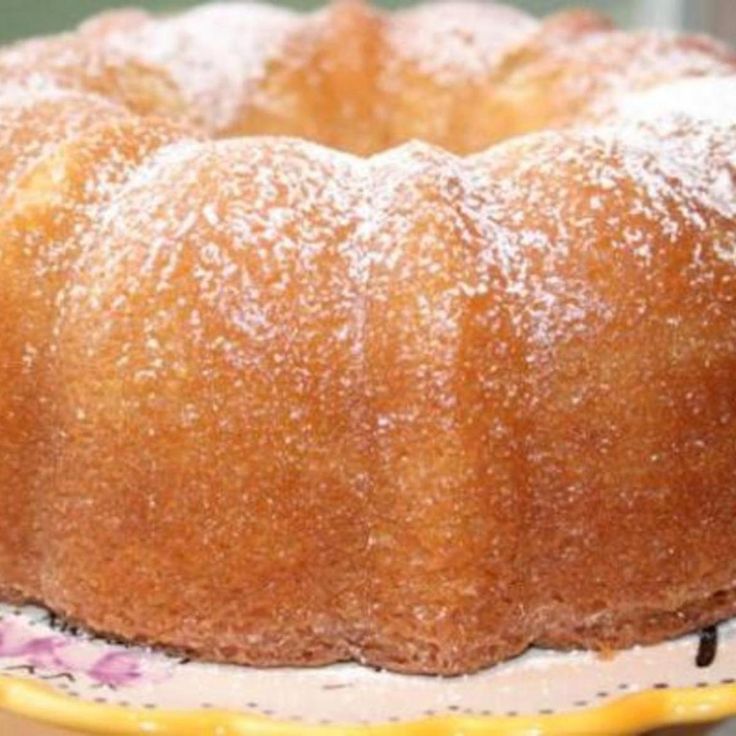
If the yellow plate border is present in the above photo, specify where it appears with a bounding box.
[1,675,735,735]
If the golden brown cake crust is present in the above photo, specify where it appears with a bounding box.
[0,2,735,675]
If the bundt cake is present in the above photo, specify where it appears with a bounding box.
[0,0,735,675]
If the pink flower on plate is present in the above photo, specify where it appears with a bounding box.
[87,651,144,688]
[0,614,173,688]
[17,636,69,669]
[0,621,68,669]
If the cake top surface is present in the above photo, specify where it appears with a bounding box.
[0,0,733,227]
[2,0,734,150]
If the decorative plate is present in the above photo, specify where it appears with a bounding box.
[0,603,735,736]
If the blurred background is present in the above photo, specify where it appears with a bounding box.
[0,0,735,44]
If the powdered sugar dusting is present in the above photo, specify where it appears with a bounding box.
[386,2,538,85]
[539,29,736,120]
[0,32,124,96]
[602,76,736,222]
[106,3,300,133]
[615,75,736,127]
[0,84,128,195]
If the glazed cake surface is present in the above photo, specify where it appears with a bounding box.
[0,0,735,674]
